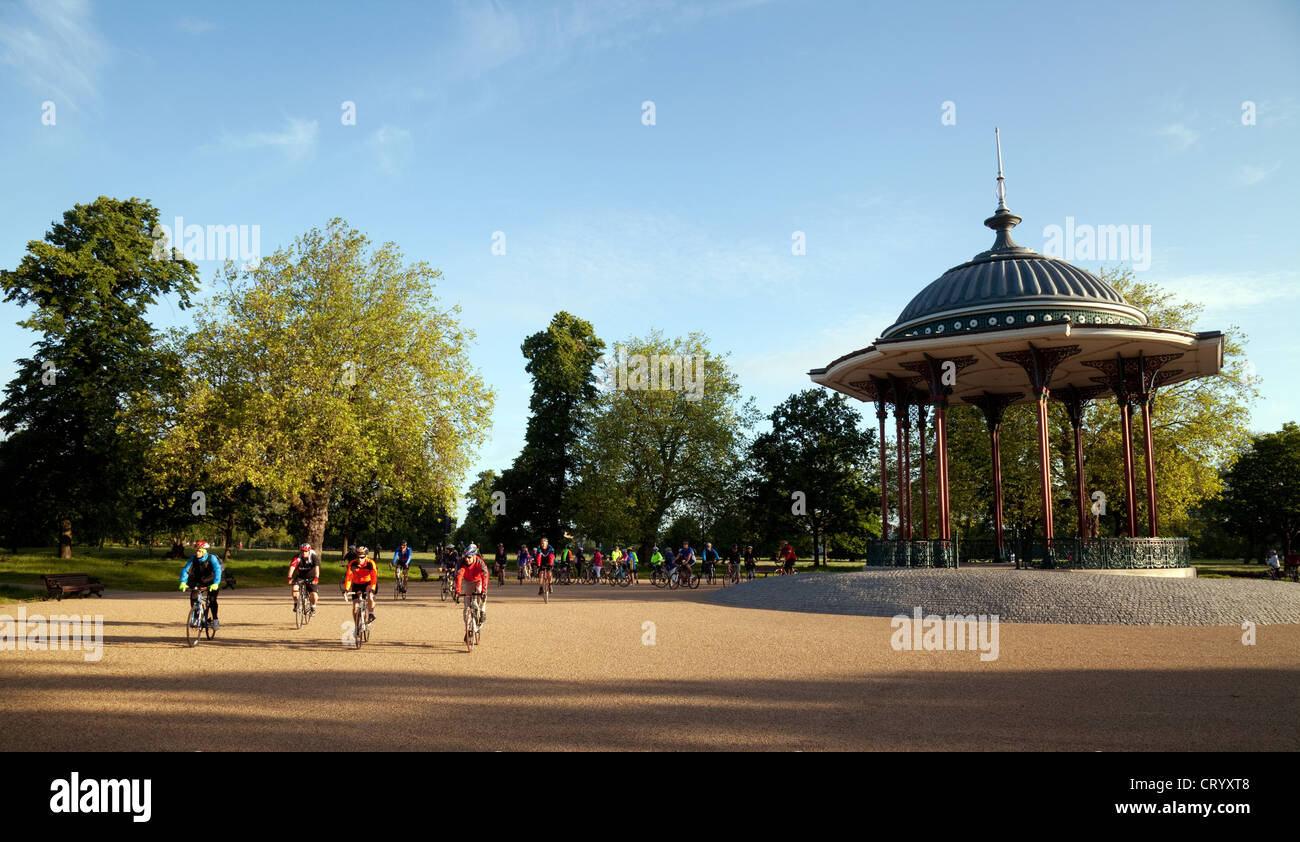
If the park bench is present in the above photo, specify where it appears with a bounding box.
[752,564,783,577]
[41,574,105,601]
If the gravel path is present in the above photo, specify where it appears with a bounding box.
[709,569,1300,625]
[2,580,1297,751]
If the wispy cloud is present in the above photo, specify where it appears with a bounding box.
[0,0,107,110]
[177,17,216,35]
[1238,162,1281,185]
[1164,271,1300,311]
[222,118,319,157]
[1158,122,1199,151]
[369,124,414,173]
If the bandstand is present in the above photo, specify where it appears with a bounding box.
[809,135,1223,570]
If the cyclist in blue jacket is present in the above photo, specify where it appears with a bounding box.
[180,541,223,630]
[701,542,721,581]
[391,540,413,593]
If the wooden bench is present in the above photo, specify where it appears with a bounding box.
[41,574,105,601]
[752,564,789,577]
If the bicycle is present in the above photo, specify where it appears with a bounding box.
[673,565,700,590]
[494,561,505,587]
[347,591,371,649]
[292,581,313,628]
[725,561,739,586]
[606,564,631,588]
[462,589,485,652]
[538,567,553,603]
[392,564,409,600]
[441,569,454,602]
[649,566,668,588]
[185,587,217,647]
[556,565,572,585]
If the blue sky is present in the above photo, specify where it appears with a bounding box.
[2,0,1298,508]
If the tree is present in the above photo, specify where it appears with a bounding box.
[499,313,605,542]
[0,197,199,555]
[568,330,755,556]
[1215,423,1300,555]
[747,389,879,565]
[151,219,493,552]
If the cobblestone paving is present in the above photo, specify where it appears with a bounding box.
[710,569,1300,625]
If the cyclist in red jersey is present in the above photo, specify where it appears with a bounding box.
[456,548,490,648]
[534,537,555,597]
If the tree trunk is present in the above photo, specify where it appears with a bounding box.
[223,512,235,559]
[58,519,72,559]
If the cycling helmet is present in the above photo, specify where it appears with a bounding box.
[465,543,478,556]
[195,541,209,552]
[299,543,311,552]
[349,545,358,553]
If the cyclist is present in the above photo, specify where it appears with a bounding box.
[743,545,758,580]
[560,543,575,580]
[287,542,320,617]
[780,542,797,574]
[180,541,223,630]
[391,540,413,594]
[611,545,624,580]
[592,546,603,583]
[517,544,532,583]
[625,545,639,584]
[649,546,664,577]
[456,546,490,649]
[726,544,742,582]
[344,545,379,625]
[674,540,696,582]
[534,537,555,596]
[701,542,721,583]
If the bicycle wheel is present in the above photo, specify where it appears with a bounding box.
[204,604,217,639]
[618,573,630,588]
[688,573,700,590]
[352,600,364,649]
[186,600,201,647]
[294,597,303,628]
[440,580,449,602]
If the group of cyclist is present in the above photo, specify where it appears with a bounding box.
[180,534,798,645]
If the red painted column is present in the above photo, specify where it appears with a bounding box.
[918,406,929,540]
[1119,399,1138,538]
[877,407,889,539]
[1142,397,1159,537]
[933,399,951,541]
[902,416,913,540]
[1035,387,1054,540]
[1073,422,1087,538]
[895,407,907,541]
[990,419,1005,561]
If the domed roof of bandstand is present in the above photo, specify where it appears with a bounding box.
[810,138,1224,404]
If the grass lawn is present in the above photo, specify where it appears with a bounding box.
[0,546,452,592]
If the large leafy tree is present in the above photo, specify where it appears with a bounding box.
[747,389,879,564]
[1214,422,1300,555]
[0,197,199,554]
[151,219,493,551]
[497,312,604,542]
[568,330,754,554]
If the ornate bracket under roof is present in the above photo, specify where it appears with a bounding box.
[1082,352,1184,402]
[967,391,1023,431]
[996,344,1081,397]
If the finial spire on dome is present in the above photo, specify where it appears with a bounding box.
[983,127,1025,252]
[995,127,1008,212]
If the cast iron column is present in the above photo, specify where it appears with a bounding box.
[970,392,1020,562]
[997,344,1080,548]
[916,399,929,540]
[900,355,976,546]
[1142,396,1159,537]
[1119,394,1138,538]
[893,390,911,540]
